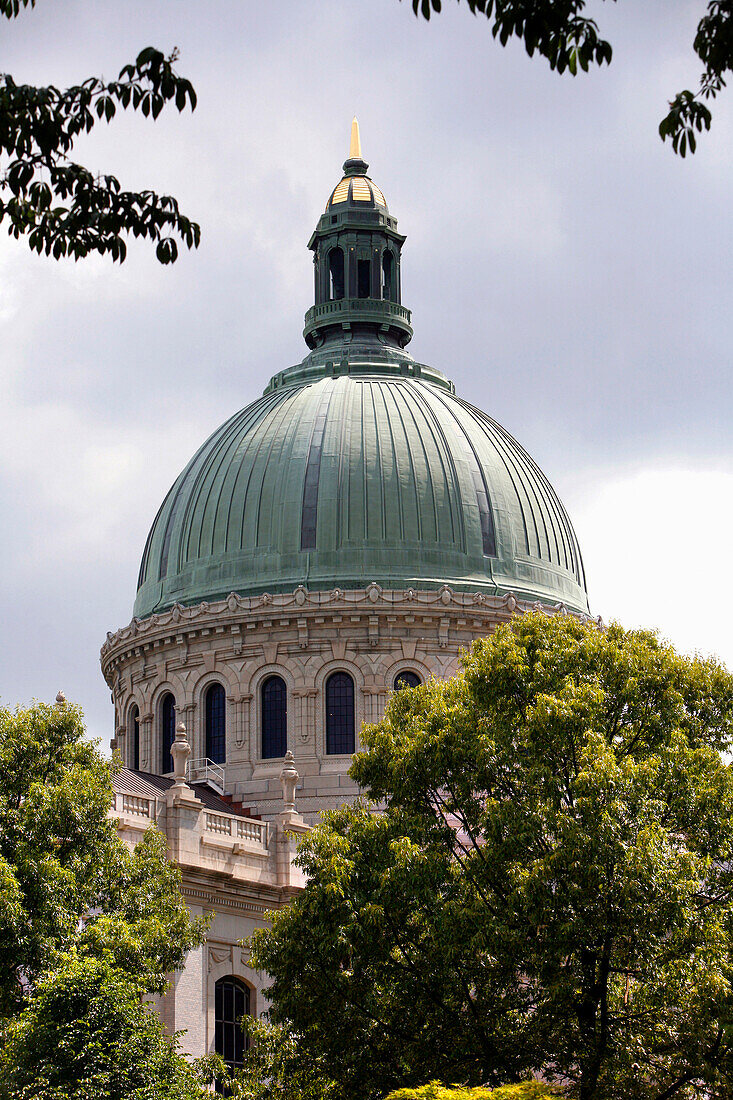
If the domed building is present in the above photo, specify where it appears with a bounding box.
[101,121,591,1067]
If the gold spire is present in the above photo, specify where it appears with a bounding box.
[349,116,361,160]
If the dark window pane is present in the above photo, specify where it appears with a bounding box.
[225,1025,234,1063]
[394,670,421,691]
[160,694,176,774]
[129,705,140,771]
[262,676,287,758]
[206,683,226,765]
[326,672,355,755]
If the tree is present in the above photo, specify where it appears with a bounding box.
[250,613,733,1100]
[405,1,733,157]
[0,957,207,1100]
[0,0,199,262]
[0,699,208,1098]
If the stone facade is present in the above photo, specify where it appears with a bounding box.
[113,759,308,1059]
[103,583,596,824]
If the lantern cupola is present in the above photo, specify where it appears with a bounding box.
[305,118,412,350]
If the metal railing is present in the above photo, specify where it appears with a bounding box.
[187,757,226,792]
[304,297,411,325]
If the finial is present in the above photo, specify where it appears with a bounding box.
[55,690,66,707]
[349,116,361,160]
[171,720,191,787]
[279,750,299,813]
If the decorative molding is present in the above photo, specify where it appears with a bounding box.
[102,585,594,675]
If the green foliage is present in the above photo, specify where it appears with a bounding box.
[0,699,207,1097]
[386,1084,562,1100]
[0,956,207,1100]
[0,1,198,261]
[251,614,733,1099]
[406,0,733,156]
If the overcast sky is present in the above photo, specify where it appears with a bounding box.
[1,0,731,743]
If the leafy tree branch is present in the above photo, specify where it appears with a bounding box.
[1,0,199,261]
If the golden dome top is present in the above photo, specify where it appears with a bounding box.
[326,176,387,210]
[325,118,388,211]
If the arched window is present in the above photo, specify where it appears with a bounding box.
[128,704,140,771]
[394,670,421,691]
[160,693,176,774]
[215,976,250,1079]
[382,250,394,300]
[329,248,344,301]
[205,683,226,765]
[326,672,355,755]
[261,676,287,759]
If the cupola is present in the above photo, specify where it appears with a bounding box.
[305,118,412,350]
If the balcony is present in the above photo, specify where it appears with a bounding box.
[303,297,412,346]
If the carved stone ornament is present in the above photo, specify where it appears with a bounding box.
[279,751,299,812]
[208,945,233,970]
[171,721,191,787]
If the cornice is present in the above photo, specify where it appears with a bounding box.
[101,583,601,680]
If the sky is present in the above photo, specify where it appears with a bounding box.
[1,0,731,743]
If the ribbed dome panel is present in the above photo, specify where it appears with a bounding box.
[134,372,588,618]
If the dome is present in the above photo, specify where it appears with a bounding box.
[132,122,589,621]
[134,355,588,619]
[326,175,387,211]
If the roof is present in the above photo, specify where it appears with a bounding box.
[115,767,252,817]
[326,174,387,211]
[133,363,588,619]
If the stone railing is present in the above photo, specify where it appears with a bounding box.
[117,793,154,819]
[204,809,268,849]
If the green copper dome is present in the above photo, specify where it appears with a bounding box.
[133,126,589,620]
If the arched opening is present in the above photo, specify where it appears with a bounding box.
[205,683,226,765]
[357,258,371,299]
[394,670,421,691]
[160,693,176,775]
[381,250,394,300]
[329,248,344,301]
[261,675,287,759]
[326,671,355,755]
[215,976,250,1086]
[128,704,140,771]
